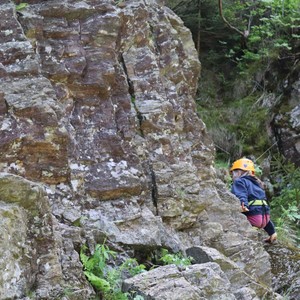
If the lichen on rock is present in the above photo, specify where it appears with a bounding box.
[0,0,286,299]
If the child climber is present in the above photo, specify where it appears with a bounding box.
[230,158,277,243]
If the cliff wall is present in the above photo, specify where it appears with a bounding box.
[0,1,280,299]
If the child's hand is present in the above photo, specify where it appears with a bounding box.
[241,202,249,212]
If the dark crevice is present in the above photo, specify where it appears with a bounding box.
[119,53,144,137]
[149,23,160,56]
[0,95,9,114]
[148,162,158,215]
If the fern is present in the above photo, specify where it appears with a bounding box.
[159,249,193,267]
[80,242,146,299]
[84,271,111,292]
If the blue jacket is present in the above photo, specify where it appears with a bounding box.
[231,175,270,216]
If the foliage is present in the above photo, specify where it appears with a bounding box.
[159,248,193,267]
[222,0,300,73]
[119,258,146,277]
[15,2,28,11]
[80,243,115,293]
[187,1,296,161]
[270,156,300,247]
[197,90,271,160]
[80,242,194,299]
[215,159,233,189]
[214,159,229,169]
[167,0,300,78]
[80,242,146,300]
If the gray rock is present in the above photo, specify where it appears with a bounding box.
[123,263,236,300]
[0,0,295,299]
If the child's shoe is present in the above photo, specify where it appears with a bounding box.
[264,232,277,244]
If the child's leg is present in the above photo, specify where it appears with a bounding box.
[263,220,276,236]
[264,220,277,243]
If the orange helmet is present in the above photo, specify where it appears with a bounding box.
[230,158,255,174]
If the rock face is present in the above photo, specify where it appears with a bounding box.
[271,61,300,166]
[0,0,281,299]
[123,263,236,300]
[267,244,300,300]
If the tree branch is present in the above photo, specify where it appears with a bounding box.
[218,0,248,38]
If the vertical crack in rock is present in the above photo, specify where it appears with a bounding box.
[0,92,9,114]
[119,53,144,137]
[148,162,158,215]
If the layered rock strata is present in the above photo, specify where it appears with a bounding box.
[0,0,280,299]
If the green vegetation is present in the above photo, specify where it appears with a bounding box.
[80,242,193,299]
[166,0,300,160]
[80,243,115,296]
[197,91,271,160]
[80,242,146,300]
[232,0,300,74]
[270,156,300,247]
[15,2,28,11]
[159,248,193,267]
[206,0,298,157]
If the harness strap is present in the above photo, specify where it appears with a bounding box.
[248,199,268,206]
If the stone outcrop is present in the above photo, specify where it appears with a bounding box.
[271,61,300,167]
[0,0,282,299]
[123,263,236,300]
[123,257,281,300]
[258,37,300,167]
[267,244,300,300]
[0,173,94,299]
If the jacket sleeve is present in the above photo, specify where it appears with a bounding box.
[231,178,249,206]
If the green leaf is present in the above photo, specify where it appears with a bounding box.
[159,249,192,267]
[249,35,262,43]
[16,3,28,11]
[85,256,99,272]
[274,42,292,50]
[80,245,89,268]
[84,271,111,292]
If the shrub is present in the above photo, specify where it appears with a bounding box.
[270,157,300,247]
[80,243,193,299]
[159,248,193,267]
[80,242,146,300]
